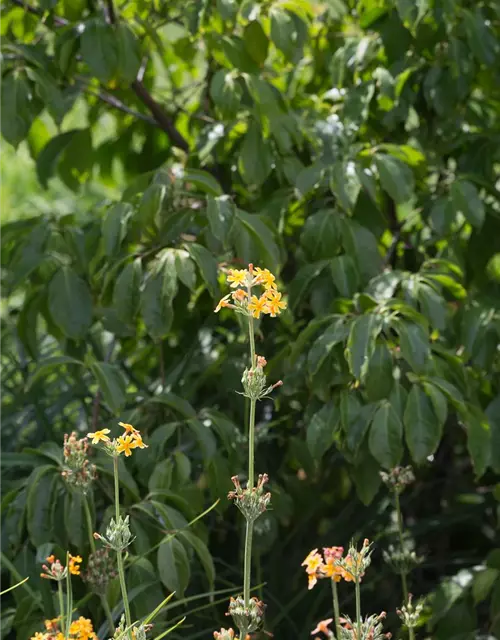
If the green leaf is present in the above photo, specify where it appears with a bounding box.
[288,261,329,310]
[397,321,430,373]
[116,23,141,82]
[307,317,349,377]
[239,121,273,186]
[330,161,361,212]
[102,203,133,256]
[330,255,360,297]
[352,446,381,505]
[486,396,500,474]
[417,283,446,330]
[1,72,36,148]
[404,385,442,463]
[89,362,127,414]
[157,537,190,598]
[306,403,338,460]
[364,342,393,401]
[174,250,196,291]
[368,400,403,469]
[177,531,215,591]
[26,466,57,547]
[207,195,235,245]
[141,253,177,340]
[463,9,496,66]
[29,69,67,127]
[9,223,50,290]
[58,128,93,190]
[345,313,381,380]
[139,183,166,228]
[244,20,269,65]
[234,209,280,274]
[270,8,298,60]
[209,69,242,118]
[450,180,485,229]
[48,267,93,340]
[36,130,78,188]
[113,258,142,321]
[186,243,219,298]
[64,492,84,549]
[184,169,222,196]
[341,218,382,281]
[301,209,340,260]
[375,153,414,203]
[27,356,84,390]
[80,19,118,83]
[460,406,490,479]
[473,568,499,604]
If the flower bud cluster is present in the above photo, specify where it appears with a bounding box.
[82,548,117,593]
[335,539,373,583]
[94,514,133,552]
[228,474,271,523]
[241,356,283,401]
[61,432,97,493]
[226,596,266,637]
[336,612,392,640]
[380,466,415,494]
[213,629,234,640]
[383,544,422,576]
[397,594,424,629]
[40,553,81,582]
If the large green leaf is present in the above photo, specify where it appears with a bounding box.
[157,537,190,598]
[89,362,127,414]
[1,72,37,148]
[450,180,485,229]
[307,317,349,377]
[80,19,119,82]
[239,121,273,186]
[186,243,219,298]
[48,267,93,340]
[404,385,442,463]
[368,400,403,469]
[113,258,142,321]
[207,195,235,245]
[345,313,382,380]
[397,321,430,373]
[301,209,340,260]
[306,403,338,460]
[140,253,177,340]
[375,153,414,203]
[102,203,133,256]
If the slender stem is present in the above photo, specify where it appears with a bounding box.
[409,627,415,640]
[395,491,409,604]
[248,316,256,365]
[83,495,115,634]
[355,579,362,640]
[331,579,341,640]
[243,520,254,607]
[113,457,132,639]
[248,399,256,489]
[58,581,65,631]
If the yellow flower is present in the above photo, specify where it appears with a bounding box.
[68,554,82,576]
[118,422,138,434]
[247,294,268,319]
[302,549,324,575]
[30,634,46,640]
[87,429,110,444]
[227,268,248,288]
[254,267,277,290]
[264,290,287,317]
[131,432,148,449]
[215,293,232,312]
[231,288,248,302]
[116,435,138,457]
[45,618,60,631]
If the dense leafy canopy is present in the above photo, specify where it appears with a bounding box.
[2,0,500,638]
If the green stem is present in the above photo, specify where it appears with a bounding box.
[355,579,362,640]
[243,520,254,607]
[248,315,256,365]
[58,581,65,632]
[248,399,256,489]
[83,494,115,634]
[331,579,341,640]
[395,491,409,604]
[409,627,415,640]
[113,456,132,639]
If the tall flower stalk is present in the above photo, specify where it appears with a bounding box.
[213,265,286,640]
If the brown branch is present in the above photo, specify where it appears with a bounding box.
[131,79,190,152]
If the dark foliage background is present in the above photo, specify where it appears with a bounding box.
[2,0,500,638]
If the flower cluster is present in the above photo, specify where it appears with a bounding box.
[61,432,97,493]
[380,466,415,494]
[382,544,422,577]
[302,546,344,589]
[337,612,391,640]
[82,548,117,593]
[241,354,283,401]
[228,473,271,523]
[397,594,424,629]
[87,422,148,457]
[40,554,82,582]
[226,595,266,637]
[31,616,97,640]
[215,265,287,319]
[94,514,133,552]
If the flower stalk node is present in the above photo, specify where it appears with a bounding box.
[228,474,271,522]
[94,514,134,552]
[226,596,266,637]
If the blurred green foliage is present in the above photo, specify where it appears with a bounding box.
[2,0,500,638]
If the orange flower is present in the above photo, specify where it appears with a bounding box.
[45,618,59,631]
[256,355,267,367]
[118,422,138,434]
[116,435,138,457]
[302,549,324,577]
[247,294,268,319]
[311,618,333,636]
[254,267,277,290]
[215,294,232,312]
[46,555,55,564]
[231,288,248,302]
